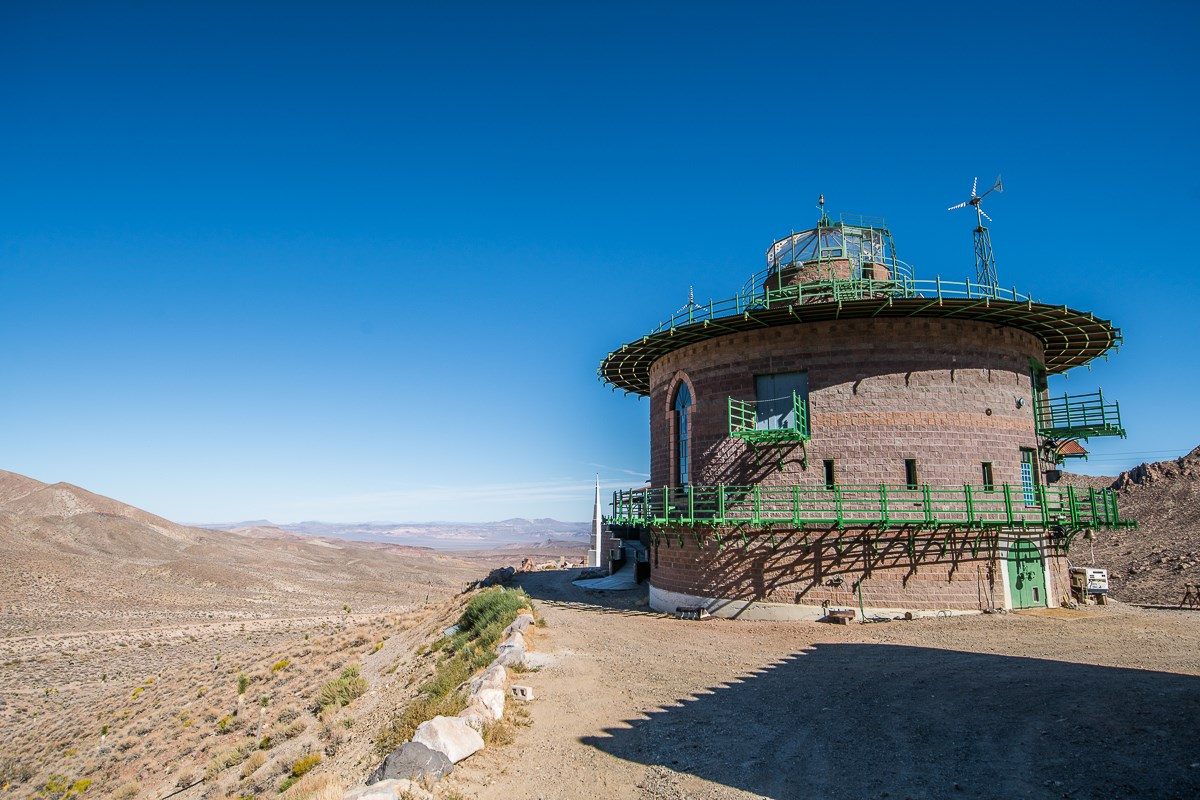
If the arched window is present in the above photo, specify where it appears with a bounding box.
[673,382,693,486]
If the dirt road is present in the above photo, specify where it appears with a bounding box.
[446,571,1200,800]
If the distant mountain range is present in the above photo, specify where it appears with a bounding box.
[198,517,591,549]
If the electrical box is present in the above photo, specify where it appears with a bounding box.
[1070,567,1109,595]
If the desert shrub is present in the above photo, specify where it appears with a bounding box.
[237,673,249,695]
[281,772,343,800]
[205,746,247,779]
[277,705,302,724]
[450,588,530,650]
[316,667,367,711]
[112,781,140,799]
[42,775,92,798]
[270,658,290,673]
[278,752,322,791]
[370,641,384,654]
[283,717,307,738]
[0,756,34,786]
[241,750,267,778]
[481,719,516,746]
[216,714,235,733]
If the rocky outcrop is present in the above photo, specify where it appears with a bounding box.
[1114,445,1200,489]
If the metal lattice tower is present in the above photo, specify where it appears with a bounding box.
[948,175,1003,286]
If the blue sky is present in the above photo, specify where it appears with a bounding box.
[2,3,1197,523]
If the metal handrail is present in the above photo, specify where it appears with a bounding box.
[609,483,1131,531]
[728,392,810,442]
[655,277,1037,336]
[1037,390,1124,438]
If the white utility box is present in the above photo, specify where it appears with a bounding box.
[1070,567,1109,599]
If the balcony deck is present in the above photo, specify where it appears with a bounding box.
[728,394,810,444]
[1037,390,1125,440]
[610,482,1132,535]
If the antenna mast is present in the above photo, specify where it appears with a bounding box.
[948,175,1003,286]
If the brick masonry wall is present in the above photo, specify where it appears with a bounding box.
[649,317,1046,490]
[647,526,1069,611]
[642,316,1057,610]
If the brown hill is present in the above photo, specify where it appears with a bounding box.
[0,468,482,636]
[1064,444,1200,605]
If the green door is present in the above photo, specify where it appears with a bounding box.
[1007,539,1048,608]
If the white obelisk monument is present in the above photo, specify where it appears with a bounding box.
[589,474,603,569]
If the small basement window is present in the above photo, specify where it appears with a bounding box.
[904,459,918,490]
[981,462,995,491]
[823,459,836,490]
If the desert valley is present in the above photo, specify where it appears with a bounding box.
[2,448,1199,799]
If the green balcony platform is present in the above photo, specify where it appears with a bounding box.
[728,392,810,444]
[1037,389,1125,440]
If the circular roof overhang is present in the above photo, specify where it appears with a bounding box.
[598,297,1121,395]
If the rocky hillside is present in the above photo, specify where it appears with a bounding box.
[1066,444,1200,605]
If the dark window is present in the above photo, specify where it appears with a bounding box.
[673,383,693,486]
[904,459,918,490]
[823,459,836,490]
[754,371,809,435]
[982,462,995,491]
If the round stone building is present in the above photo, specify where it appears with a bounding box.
[600,207,1133,619]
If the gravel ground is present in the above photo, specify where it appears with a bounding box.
[445,571,1200,800]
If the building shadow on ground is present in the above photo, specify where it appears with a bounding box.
[515,570,656,616]
[582,643,1200,800]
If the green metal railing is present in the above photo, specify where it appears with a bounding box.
[652,277,1038,335]
[609,483,1131,532]
[1036,390,1125,440]
[728,392,810,443]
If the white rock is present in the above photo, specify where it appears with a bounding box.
[412,715,484,764]
[457,700,492,732]
[496,630,525,654]
[494,631,526,667]
[344,779,434,800]
[474,686,505,720]
[469,663,507,693]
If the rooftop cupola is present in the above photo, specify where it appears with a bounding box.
[759,197,913,298]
